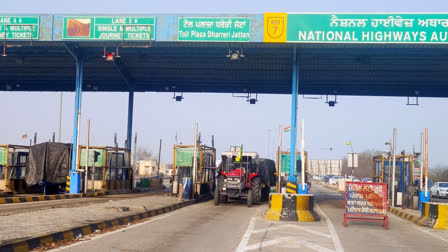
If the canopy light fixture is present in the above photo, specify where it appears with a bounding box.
[172,92,184,102]
[325,95,338,107]
[406,96,419,106]
[103,47,120,61]
[232,93,258,104]
[226,48,245,61]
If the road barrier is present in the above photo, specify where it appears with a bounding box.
[389,202,448,230]
[419,202,448,230]
[344,182,388,228]
[266,193,319,222]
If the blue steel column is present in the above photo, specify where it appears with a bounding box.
[70,56,83,194]
[126,90,134,150]
[288,47,298,182]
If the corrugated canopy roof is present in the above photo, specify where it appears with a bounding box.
[0,42,446,97]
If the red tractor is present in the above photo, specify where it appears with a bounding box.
[214,147,272,207]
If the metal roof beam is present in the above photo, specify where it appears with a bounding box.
[63,43,82,62]
[113,58,134,91]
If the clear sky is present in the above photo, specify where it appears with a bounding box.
[1,0,447,168]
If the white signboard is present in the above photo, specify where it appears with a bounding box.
[347,153,358,168]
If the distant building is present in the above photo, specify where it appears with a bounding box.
[159,163,173,176]
[309,160,342,176]
[137,158,158,176]
[137,159,173,177]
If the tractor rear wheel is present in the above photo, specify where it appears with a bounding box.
[214,176,225,206]
[247,189,253,207]
[251,177,261,205]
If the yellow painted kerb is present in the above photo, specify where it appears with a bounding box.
[266,194,283,221]
[434,204,448,230]
[264,13,287,43]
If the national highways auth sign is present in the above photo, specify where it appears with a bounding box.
[264,13,448,43]
[344,181,388,228]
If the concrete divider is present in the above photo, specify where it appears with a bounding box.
[0,191,112,205]
[266,193,320,222]
[419,202,448,230]
[388,202,448,230]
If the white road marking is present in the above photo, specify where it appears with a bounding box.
[245,236,295,251]
[288,224,333,238]
[315,204,344,252]
[251,224,331,239]
[294,239,335,252]
[235,216,257,252]
[49,204,202,251]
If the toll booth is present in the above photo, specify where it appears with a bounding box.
[172,145,216,198]
[276,151,308,192]
[0,145,29,194]
[77,146,132,194]
[373,154,415,208]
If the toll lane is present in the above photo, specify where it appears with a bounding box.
[51,185,448,252]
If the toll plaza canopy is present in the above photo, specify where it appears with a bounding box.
[0,13,447,97]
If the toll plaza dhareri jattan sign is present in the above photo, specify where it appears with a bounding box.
[344,181,388,228]
[178,17,251,42]
[62,16,155,40]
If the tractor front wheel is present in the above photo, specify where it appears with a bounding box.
[251,177,261,205]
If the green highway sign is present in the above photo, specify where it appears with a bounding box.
[286,14,448,43]
[0,16,39,40]
[80,149,105,168]
[280,153,301,174]
[176,148,199,167]
[0,147,6,165]
[178,17,251,42]
[63,16,155,40]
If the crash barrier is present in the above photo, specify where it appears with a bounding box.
[266,193,319,222]
[0,145,29,195]
[1,143,133,196]
[344,182,388,228]
[172,144,216,197]
[78,146,133,194]
[372,154,416,209]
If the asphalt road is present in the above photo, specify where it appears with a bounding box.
[50,184,448,252]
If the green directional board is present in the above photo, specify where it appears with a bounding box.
[0,147,6,165]
[63,16,155,40]
[176,148,200,167]
[286,14,448,43]
[80,149,105,167]
[0,16,39,40]
[178,17,251,42]
[280,153,301,174]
